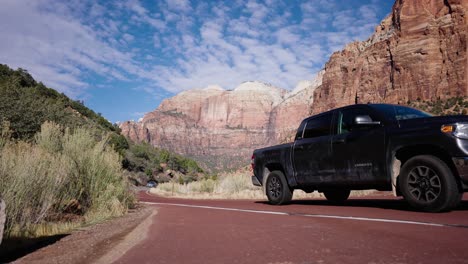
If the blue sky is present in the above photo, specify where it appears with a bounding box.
[0,0,394,123]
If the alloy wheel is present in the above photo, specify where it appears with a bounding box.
[407,166,442,203]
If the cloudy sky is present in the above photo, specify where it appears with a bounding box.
[0,0,394,122]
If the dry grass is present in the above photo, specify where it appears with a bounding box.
[151,170,377,200]
[0,122,135,238]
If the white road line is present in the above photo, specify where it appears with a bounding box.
[140,201,288,216]
[140,201,460,228]
[300,214,445,227]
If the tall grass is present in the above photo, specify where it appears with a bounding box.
[153,169,377,200]
[154,171,304,199]
[0,122,134,237]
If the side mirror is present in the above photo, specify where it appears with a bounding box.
[355,115,381,125]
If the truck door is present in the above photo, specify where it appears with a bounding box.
[331,106,386,186]
[293,112,335,185]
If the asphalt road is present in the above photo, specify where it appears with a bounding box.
[114,192,468,264]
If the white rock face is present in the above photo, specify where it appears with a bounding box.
[120,73,324,170]
[203,85,224,91]
[233,81,286,106]
[288,70,325,98]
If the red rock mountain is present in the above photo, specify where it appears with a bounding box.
[120,79,322,170]
[121,0,467,171]
[312,0,467,114]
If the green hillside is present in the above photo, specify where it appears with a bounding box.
[0,64,203,178]
[0,64,205,241]
[0,64,118,139]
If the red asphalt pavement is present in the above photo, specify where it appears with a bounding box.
[114,192,468,264]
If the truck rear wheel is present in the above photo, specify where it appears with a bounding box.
[324,189,350,203]
[399,155,462,212]
[266,171,293,205]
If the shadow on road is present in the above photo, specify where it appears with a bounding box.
[0,234,68,263]
[255,199,468,212]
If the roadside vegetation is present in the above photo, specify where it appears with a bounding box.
[0,122,134,238]
[151,168,376,199]
[0,64,205,240]
[123,141,205,186]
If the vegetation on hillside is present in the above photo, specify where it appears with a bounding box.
[0,64,205,240]
[0,64,204,184]
[408,97,467,116]
[0,64,121,140]
[123,142,205,185]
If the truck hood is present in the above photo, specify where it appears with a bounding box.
[397,115,468,129]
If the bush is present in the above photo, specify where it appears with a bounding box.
[0,122,134,237]
[123,142,204,180]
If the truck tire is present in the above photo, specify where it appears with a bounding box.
[266,171,293,205]
[324,189,350,203]
[399,155,462,212]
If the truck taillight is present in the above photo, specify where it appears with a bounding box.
[251,154,255,171]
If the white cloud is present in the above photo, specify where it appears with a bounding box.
[126,0,148,16]
[165,0,192,13]
[276,27,300,45]
[123,33,135,42]
[0,0,390,104]
[153,34,161,48]
[0,0,152,97]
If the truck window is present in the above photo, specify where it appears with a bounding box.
[372,104,432,121]
[303,113,333,138]
[337,108,379,134]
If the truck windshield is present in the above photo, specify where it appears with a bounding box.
[373,104,433,121]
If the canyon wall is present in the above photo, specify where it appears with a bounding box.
[120,79,321,170]
[121,0,467,171]
[311,0,467,114]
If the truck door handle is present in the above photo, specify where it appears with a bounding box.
[295,145,304,150]
[332,138,345,144]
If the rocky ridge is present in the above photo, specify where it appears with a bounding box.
[120,77,322,170]
[311,0,467,114]
[121,0,467,171]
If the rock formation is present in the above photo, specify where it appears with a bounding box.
[121,0,467,171]
[120,80,322,170]
[311,0,467,114]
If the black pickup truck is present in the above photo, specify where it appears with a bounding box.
[251,104,468,212]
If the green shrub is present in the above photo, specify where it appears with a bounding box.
[0,122,134,237]
[123,141,204,179]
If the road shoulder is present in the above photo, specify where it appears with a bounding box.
[13,205,154,264]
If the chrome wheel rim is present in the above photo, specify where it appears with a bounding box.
[407,166,441,203]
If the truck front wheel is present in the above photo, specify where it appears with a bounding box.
[266,171,293,205]
[399,155,462,212]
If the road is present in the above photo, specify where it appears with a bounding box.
[113,192,468,264]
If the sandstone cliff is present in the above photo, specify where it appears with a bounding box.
[120,79,322,170]
[121,0,467,171]
[311,0,467,114]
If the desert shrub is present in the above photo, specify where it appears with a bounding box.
[0,122,134,237]
[123,142,204,179]
[217,173,255,194]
